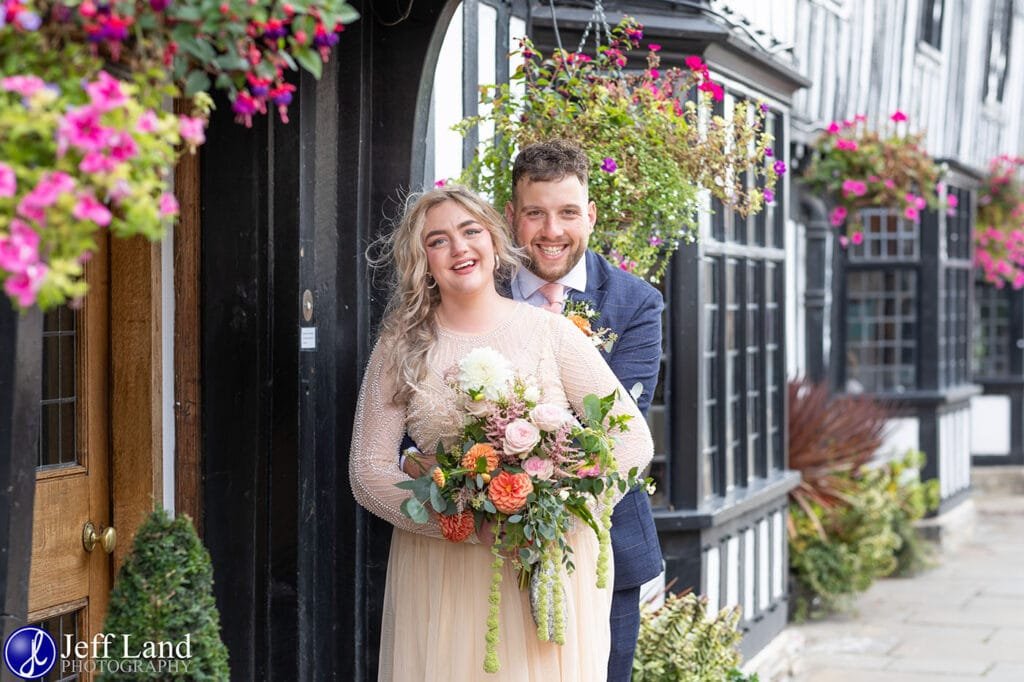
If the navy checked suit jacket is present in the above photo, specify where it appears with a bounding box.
[569,251,664,590]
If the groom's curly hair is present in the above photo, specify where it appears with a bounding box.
[372,184,524,405]
[511,139,590,199]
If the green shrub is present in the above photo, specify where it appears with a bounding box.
[788,451,939,620]
[101,509,229,680]
[632,590,758,682]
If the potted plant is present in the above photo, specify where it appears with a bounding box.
[975,154,1024,288]
[802,111,955,245]
[102,509,230,680]
[456,17,779,283]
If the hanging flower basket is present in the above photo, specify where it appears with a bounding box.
[802,111,954,246]
[975,154,1024,288]
[0,0,359,309]
[455,17,779,283]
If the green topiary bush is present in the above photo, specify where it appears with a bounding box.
[632,589,759,682]
[101,509,229,680]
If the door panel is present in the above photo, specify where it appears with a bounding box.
[28,240,112,654]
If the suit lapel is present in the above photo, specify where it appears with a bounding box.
[582,250,610,316]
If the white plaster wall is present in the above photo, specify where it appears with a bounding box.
[971,395,1012,456]
[881,416,920,457]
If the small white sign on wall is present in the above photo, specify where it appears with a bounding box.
[300,327,316,351]
[971,395,1011,456]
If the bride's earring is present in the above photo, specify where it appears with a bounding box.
[425,272,438,289]
[493,255,501,272]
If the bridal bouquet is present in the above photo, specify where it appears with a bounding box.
[396,347,645,673]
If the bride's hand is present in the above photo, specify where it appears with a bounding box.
[402,450,438,478]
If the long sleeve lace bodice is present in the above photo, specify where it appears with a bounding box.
[348,303,655,539]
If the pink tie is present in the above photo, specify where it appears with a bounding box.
[538,282,566,314]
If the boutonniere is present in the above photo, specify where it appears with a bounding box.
[563,300,618,353]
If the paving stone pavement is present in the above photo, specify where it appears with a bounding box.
[781,492,1024,682]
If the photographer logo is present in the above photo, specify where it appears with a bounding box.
[4,626,56,680]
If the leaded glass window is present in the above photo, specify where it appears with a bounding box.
[39,305,78,468]
[973,280,1011,377]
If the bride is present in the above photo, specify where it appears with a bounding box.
[348,184,653,681]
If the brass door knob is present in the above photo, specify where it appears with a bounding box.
[82,521,117,554]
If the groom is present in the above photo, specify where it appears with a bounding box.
[504,140,664,682]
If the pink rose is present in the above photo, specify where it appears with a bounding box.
[503,419,540,455]
[523,456,554,481]
[529,403,572,432]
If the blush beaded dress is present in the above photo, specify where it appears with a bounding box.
[349,303,654,682]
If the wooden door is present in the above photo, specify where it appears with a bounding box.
[27,239,112,667]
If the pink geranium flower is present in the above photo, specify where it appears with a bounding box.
[158,192,179,217]
[0,163,15,197]
[842,179,868,197]
[1,75,46,98]
[830,206,848,226]
[836,138,858,151]
[0,220,40,274]
[85,71,127,112]
[891,110,908,122]
[58,105,109,154]
[72,193,112,226]
[827,122,841,135]
[3,263,47,307]
[178,115,206,148]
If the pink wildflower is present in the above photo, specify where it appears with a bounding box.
[648,43,662,52]
[72,193,112,226]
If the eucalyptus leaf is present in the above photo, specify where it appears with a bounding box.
[429,482,447,513]
[400,497,428,524]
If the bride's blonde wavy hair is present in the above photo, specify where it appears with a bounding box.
[372,184,524,405]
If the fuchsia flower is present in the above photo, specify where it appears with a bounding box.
[72,193,112,226]
[0,163,16,197]
[891,110,908,122]
[648,43,662,52]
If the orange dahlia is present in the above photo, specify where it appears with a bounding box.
[487,470,533,515]
[461,443,499,473]
[440,511,475,543]
[432,467,446,488]
[568,314,592,335]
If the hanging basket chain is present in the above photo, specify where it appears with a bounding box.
[575,0,614,55]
